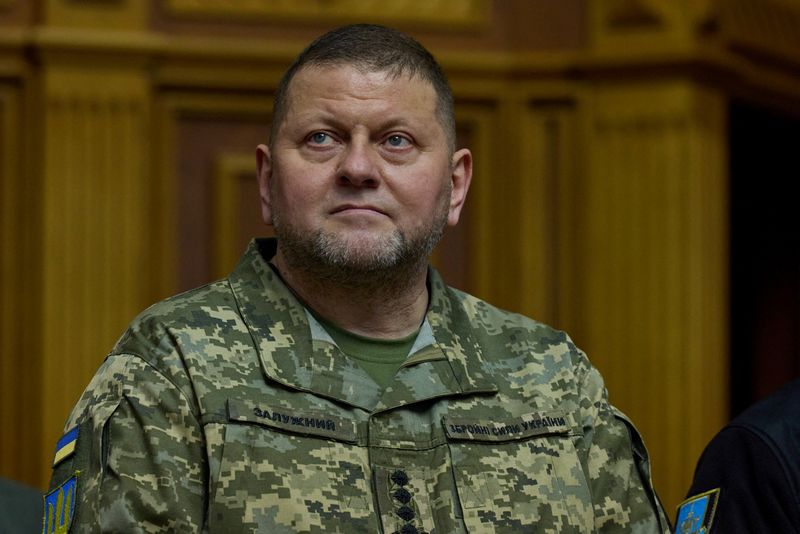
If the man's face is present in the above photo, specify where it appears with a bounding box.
[257,64,471,276]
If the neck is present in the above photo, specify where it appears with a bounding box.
[271,249,430,339]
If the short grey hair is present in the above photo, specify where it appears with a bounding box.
[270,23,455,151]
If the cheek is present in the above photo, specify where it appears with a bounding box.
[277,160,331,201]
[411,174,451,213]
[272,179,327,225]
[272,164,318,203]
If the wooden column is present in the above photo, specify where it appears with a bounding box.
[30,0,153,488]
[37,63,152,485]
[574,0,730,514]
[580,81,729,513]
[0,76,42,484]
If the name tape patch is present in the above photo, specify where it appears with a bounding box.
[227,399,358,443]
[443,411,571,442]
[675,488,720,534]
[52,427,79,467]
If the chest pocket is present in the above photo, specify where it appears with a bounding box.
[444,412,595,533]
[208,398,376,533]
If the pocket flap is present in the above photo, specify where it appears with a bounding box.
[443,411,571,442]
[227,398,358,443]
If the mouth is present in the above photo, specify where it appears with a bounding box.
[330,204,387,216]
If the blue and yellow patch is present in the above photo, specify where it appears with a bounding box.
[52,427,78,467]
[675,488,720,533]
[42,475,77,534]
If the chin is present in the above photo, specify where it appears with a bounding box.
[322,232,406,269]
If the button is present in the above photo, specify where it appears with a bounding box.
[396,505,415,521]
[390,470,409,486]
[393,487,412,504]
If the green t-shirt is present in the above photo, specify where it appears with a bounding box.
[314,314,419,389]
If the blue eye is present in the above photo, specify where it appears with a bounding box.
[309,132,331,145]
[386,135,410,148]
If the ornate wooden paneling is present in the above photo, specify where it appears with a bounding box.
[38,65,152,486]
[582,81,729,513]
[43,0,146,29]
[0,82,41,484]
[518,96,581,330]
[446,82,585,330]
[165,0,490,27]
[212,152,268,279]
[156,92,271,293]
[430,100,497,295]
[722,0,800,63]
[0,86,13,469]
[589,0,715,52]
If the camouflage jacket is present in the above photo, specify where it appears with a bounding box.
[46,239,671,533]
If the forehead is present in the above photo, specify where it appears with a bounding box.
[283,64,438,119]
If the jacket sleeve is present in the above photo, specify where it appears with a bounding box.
[575,348,672,533]
[45,353,206,533]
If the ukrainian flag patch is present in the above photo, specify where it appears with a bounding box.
[42,475,77,534]
[675,488,720,533]
[52,427,78,467]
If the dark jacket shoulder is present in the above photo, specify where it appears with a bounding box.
[684,379,800,533]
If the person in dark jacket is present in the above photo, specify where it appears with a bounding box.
[0,477,42,534]
[678,378,800,533]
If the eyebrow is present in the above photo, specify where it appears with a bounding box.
[289,111,423,136]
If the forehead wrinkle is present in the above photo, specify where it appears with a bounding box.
[289,65,435,106]
[287,88,434,129]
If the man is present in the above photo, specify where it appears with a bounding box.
[45,24,670,533]
[678,378,800,533]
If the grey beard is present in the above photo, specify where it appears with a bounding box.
[273,219,445,294]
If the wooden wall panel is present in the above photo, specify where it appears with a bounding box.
[0,85,19,469]
[165,0,490,27]
[43,0,147,29]
[0,0,33,25]
[588,0,714,53]
[451,84,585,332]
[431,101,497,294]
[38,65,153,487]
[581,81,729,513]
[212,153,270,278]
[519,97,581,331]
[0,82,41,483]
[157,93,271,293]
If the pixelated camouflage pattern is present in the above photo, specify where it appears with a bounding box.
[48,238,671,533]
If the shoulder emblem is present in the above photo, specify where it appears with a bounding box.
[42,474,78,534]
[675,488,720,533]
[52,427,78,467]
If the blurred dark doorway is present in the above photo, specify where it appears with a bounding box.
[729,101,800,417]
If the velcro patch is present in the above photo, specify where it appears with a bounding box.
[443,411,571,442]
[675,488,720,533]
[52,427,78,467]
[227,398,359,443]
[42,474,77,534]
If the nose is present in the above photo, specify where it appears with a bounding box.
[336,138,380,188]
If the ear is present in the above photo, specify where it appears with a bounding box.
[256,144,274,226]
[447,148,473,227]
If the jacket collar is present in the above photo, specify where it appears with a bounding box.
[230,239,498,412]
